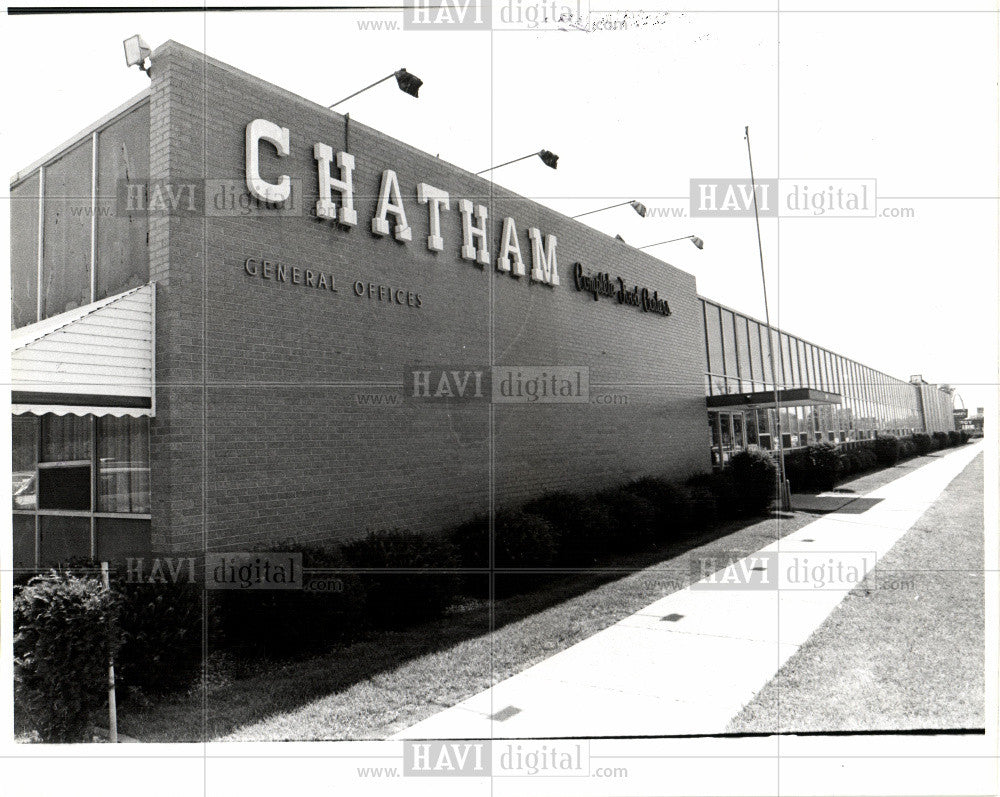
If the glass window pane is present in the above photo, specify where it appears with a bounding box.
[96,103,150,300]
[97,416,150,514]
[38,466,91,511]
[733,413,744,448]
[748,322,764,386]
[39,515,91,567]
[720,414,733,448]
[13,416,38,510]
[745,411,759,445]
[42,142,92,318]
[705,303,725,378]
[96,517,152,563]
[41,415,91,462]
[737,317,753,384]
[721,310,739,380]
[13,515,36,572]
[789,339,802,387]
[11,174,40,329]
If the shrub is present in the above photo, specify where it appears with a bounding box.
[913,433,932,455]
[523,491,612,565]
[898,438,915,459]
[807,442,842,491]
[853,446,878,472]
[837,452,854,477]
[595,489,657,551]
[342,529,459,629]
[874,434,900,468]
[960,430,971,444]
[14,571,121,742]
[723,450,778,516]
[676,482,717,531]
[948,430,961,447]
[932,431,950,450]
[624,477,689,538]
[686,471,738,518]
[781,449,812,493]
[452,509,558,569]
[114,581,204,697]
[212,542,366,658]
[451,509,559,597]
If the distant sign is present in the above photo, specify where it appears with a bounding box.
[953,408,969,420]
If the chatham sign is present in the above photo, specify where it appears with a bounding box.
[246,118,560,285]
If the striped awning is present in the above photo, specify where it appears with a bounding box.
[11,283,155,417]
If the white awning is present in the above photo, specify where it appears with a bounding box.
[11,283,155,418]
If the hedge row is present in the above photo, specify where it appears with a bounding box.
[783,430,970,492]
[15,451,782,727]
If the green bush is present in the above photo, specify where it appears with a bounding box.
[676,482,717,531]
[686,471,738,518]
[723,450,778,516]
[451,509,559,597]
[213,542,366,657]
[523,491,612,565]
[913,433,932,455]
[781,449,812,493]
[807,442,842,491]
[874,434,900,468]
[837,452,854,477]
[452,509,558,569]
[624,477,689,538]
[115,582,204,697]
[596,489,657,551]
[948,430,961,447]
[854,446,878,472]
[342,529,459,629]
[14,571,121,742]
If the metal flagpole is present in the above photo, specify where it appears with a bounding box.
[745,125,791,511]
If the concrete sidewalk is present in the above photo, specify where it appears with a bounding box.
[395,443,983,739]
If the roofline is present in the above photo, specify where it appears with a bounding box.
[10,88,151,187]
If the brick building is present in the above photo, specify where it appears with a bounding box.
[9,42,955,567]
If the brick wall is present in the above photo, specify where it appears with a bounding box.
[149,41,709,552]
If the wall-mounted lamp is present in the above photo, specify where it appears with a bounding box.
[638,234,704,250]
[329,67,423,109]
[123,34,153,77]
[476,150,559,176]
[572,200,648,220]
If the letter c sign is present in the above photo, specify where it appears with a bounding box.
[246,119,290,203]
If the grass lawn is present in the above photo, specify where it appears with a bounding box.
[114,451,959,742]
[119,511,815,742]
[727,452,985,733]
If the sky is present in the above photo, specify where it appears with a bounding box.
[2,0,998,412]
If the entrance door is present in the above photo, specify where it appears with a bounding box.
[709,410,748,467]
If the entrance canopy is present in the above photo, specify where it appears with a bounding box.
[706,387,841,410]
[10,283,154,418]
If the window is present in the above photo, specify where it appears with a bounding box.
[97,417,150,513]
[13,413,151,568]
[38,415,92,511]
[705,303,725,383]
[12,417,38,510]
[745,411,759,446]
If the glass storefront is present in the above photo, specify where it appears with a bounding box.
[700,298,923,461]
